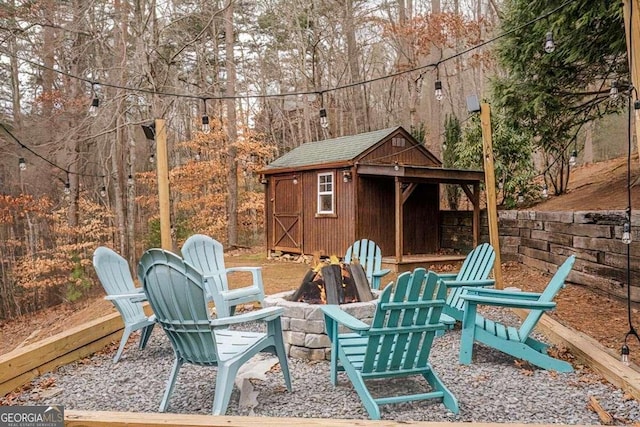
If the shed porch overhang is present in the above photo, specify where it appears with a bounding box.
[355,163,484,184]
[356,163,485,265]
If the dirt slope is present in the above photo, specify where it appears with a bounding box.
[535,154,640,211]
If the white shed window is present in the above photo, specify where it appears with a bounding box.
[317,172,334,214]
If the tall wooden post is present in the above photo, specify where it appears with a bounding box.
[394,177,403,264]
[624,0,640,157]
[155,118,172,250]
[480,103,503,289]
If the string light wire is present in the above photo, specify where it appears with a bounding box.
[2,0,575,103]
[0,122,105,178]
[0,1,575,183]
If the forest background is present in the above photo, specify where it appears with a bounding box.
[0,0,631,319]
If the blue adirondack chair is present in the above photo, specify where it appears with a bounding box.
[321,268,459,420]
[459,255,576,372]
[92,246,155,363]
[181,234,265,317]
[344,239,391,290]
[137,248,292,415]
[437,243,496,327]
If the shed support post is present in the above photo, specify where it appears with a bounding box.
[395,177,403,264]
[473,182,480,248]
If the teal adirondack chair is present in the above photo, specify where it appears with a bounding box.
[321,268,459,420]
[459,255,576,372]
[137,248,292,415]
[92,246,155,363]
[438,243,496,327]
[344,239,391,290]
[181,234,265,317]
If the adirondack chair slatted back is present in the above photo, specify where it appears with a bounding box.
[181,234,229,292]
[518,255,575,340]
[345,239,383,288]
[446,243,495,317]
[457,243,495,281]
[94,246,148,324]
[362,268,446,374]
[138,249,219,365]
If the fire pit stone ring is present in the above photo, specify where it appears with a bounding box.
[264,290,381,360]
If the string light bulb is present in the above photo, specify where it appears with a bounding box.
[201,98,211,134]
[292,175,298,185]
[621,343,630,365]
[544,31,555,53]
[149,153,155,164]
[434,80,443,101]
[518,193,524,204]
[319,108,329,129]
[610,80,619,100]
[623,222,632,244]
[19,158,26,171]
[89,96,99,117]
[127,174,134,186]
[195,152,201,161]
[569,150,577,167]
[542,185,548,199]
[64,182,70,195]
[202,114,211,134]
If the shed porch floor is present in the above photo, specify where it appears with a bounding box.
[382,254,467,274]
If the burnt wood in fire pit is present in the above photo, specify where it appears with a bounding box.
[290,262,373,304]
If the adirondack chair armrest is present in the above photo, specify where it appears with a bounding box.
[225,267,265,290]
[210,306,284,327]
[226,266,262,274]
[104,288,147,303]
[464,287,542,300]
[437,272,459,280]
[443,279,495,288]
[460,294,556,310]
[320,305,370,331]
[373,268,391,278]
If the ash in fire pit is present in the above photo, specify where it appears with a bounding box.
[290,261,374,304]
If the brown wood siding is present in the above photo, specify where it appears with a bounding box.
[403,184,440,254]
[300,169,356,257]
[356,176,395,256]
[359,137,439,167]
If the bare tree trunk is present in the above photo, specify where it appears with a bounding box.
[112,0,135,259]
[225,1,239,247]
[344,0,365,133]
[424,0,442,152]
[8,0,21,127]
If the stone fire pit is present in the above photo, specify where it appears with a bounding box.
[265,290,380,360]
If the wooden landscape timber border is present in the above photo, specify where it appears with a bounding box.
[62,410,598,427]
[513,309,640,401]
[0,312,124,397]
[0,307,639,426]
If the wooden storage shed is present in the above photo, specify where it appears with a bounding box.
[261,126,485,270]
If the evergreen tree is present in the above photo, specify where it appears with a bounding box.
[492,0,627,194]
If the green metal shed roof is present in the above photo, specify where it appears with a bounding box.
[265,126,401,170]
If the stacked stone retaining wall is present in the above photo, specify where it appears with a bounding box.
[440,209,640,303]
